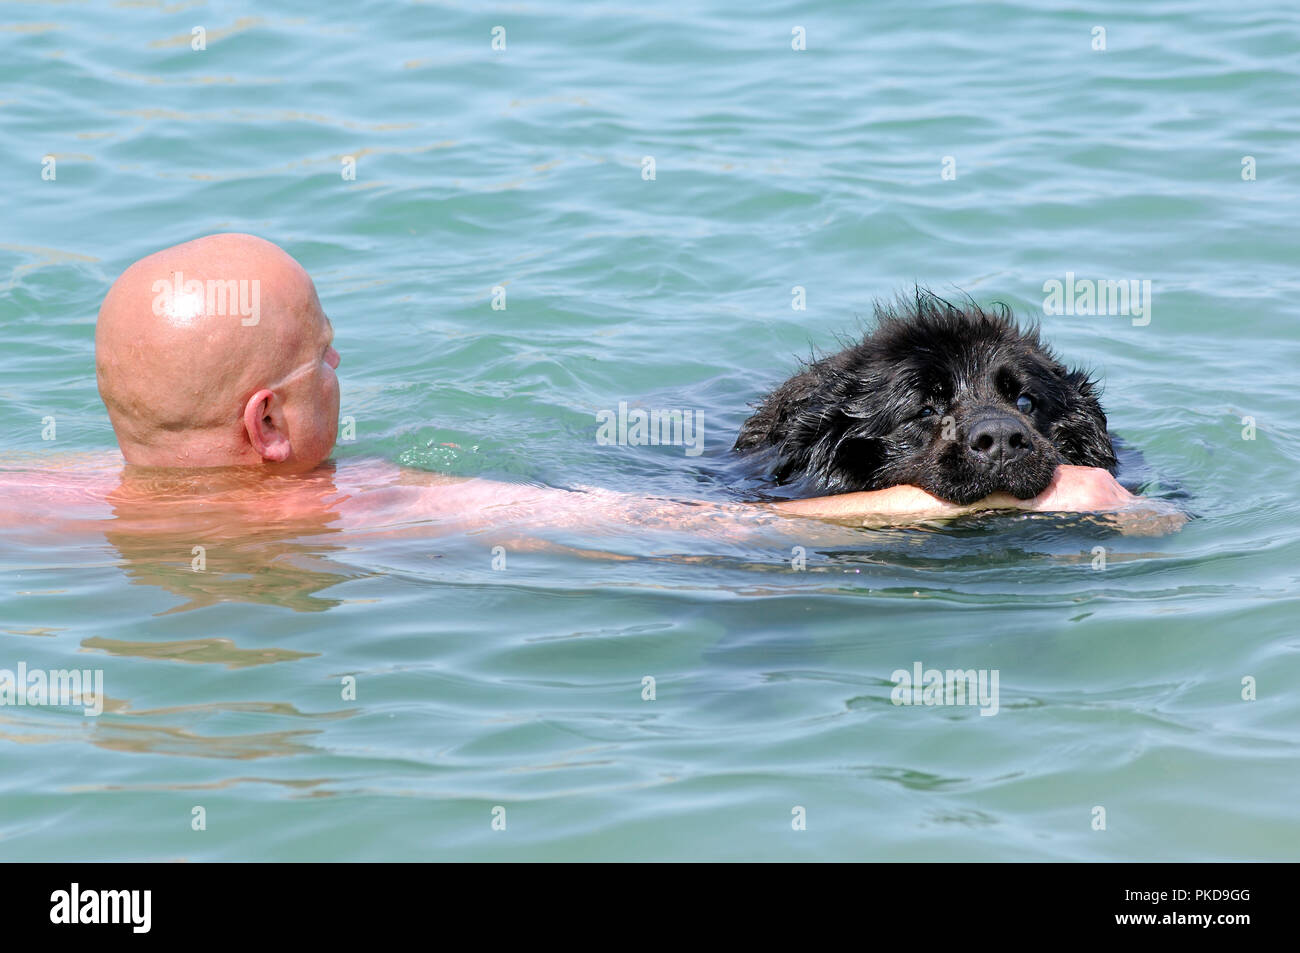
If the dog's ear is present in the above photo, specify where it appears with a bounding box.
[818,371,897,488]
[825,430,888,490]
[1051,370,1118,471]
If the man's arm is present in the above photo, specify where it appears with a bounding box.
[353,461,1182,538]
[768,484,965,520]
[771,464,1140,522]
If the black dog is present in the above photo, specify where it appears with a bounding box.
[733,290,1118,505]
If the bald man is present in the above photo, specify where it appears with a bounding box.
[96,233,340,471]
[1,233,1169,541]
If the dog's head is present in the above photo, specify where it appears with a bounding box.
[735,292,1118,504]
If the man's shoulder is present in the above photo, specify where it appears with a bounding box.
[0,450,123,521]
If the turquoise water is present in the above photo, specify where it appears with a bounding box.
[2,0,1299,861]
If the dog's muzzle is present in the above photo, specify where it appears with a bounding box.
[965,413,1033,471]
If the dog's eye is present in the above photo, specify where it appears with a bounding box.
[919,406,938,418]
[1016,395,1035,414]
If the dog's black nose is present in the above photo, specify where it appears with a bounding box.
[967,416,1032,468]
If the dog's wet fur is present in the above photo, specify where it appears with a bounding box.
[733,290,1118,504]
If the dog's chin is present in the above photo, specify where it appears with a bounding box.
[908,458,1060,506]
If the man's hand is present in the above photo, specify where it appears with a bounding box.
[997,464,1137,513]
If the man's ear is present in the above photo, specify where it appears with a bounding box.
[242,388,291,463]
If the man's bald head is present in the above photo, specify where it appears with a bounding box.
[96,233,340,470]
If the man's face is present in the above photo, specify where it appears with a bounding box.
[274,298,341,469]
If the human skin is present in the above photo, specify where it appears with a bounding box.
[4,233,1159,535]
[772,465,1138,521]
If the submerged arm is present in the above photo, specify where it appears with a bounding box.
[382,464,1180,538]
